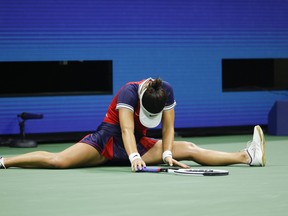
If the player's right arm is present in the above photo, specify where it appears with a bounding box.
[119,107,146,171]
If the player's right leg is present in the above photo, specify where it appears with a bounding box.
[0,142,108,169]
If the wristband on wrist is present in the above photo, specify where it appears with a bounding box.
[129,153,141,163]
[162,150,172,162]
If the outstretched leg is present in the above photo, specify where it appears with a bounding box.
[173,141,249,166]
[142,140,250,166]
[143,125,265,167]
[1,143,107,169]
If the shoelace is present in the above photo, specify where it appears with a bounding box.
[246,140,254,149]
[240,140,253,152]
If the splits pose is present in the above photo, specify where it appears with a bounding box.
[0,77,266,170]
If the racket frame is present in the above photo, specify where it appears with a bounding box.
[138,167,229,176]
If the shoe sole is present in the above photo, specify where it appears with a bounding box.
[255,125,266,166]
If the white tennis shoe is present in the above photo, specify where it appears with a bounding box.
[245,125,266,166]
[0,156,6,169]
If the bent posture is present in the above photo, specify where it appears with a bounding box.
[0,77,266,170]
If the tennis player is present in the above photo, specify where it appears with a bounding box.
[0,77,266,170]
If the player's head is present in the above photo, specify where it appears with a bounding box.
[139,78,167,128]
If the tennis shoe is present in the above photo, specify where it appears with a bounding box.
[0,156,6,169]
[245,125,266,166]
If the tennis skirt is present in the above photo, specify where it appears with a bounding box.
[79,122,158,163]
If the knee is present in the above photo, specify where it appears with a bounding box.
[46,155,70,169]
[173,141,200,160]
[183,141,198,149]
[180,141,201,154]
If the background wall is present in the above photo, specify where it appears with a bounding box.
[0,0,288,137]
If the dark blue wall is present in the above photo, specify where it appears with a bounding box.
[0,0,288,135]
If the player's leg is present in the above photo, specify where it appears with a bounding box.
[172,125,266,166]
[142,125,265,166]
[141,140,163,165]
[172,141,249,166]
[1,142,108,169]
[142,140,249,166]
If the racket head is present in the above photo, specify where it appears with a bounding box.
[170,168,229,176]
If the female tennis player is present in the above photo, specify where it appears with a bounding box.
[0,77,266,170]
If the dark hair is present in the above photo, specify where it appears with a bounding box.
[142,78,168,113]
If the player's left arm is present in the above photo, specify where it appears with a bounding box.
[162,108,189,168]
[161,108,175,166]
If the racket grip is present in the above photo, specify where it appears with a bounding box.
[137,167,161,173]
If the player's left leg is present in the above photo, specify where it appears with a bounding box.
[142,125,265,167]
[171,141,249,166]
[142,140,249,166]
[141,140,163,165]
[172,125,266,166]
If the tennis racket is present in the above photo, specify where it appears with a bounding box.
[137,167,229,176]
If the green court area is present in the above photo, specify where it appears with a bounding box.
[1,134,287,216]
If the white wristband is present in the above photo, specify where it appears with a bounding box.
[162,150,172,162]
[129,153,141,163]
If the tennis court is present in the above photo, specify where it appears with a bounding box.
[1,134,287,216]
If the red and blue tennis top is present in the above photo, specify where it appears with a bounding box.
[103,78,176,135]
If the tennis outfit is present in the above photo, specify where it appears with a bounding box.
[80,78,176,163]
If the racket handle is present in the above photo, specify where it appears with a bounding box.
[137,167,161,173]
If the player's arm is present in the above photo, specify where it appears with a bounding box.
[119,107,146,171]
[162,108,189,168]
[161,108,175,166]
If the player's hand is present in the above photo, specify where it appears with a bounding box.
[162,150,190,168]
[164,156,190,168]
[171,158,190,169]
[131,158,146,172]
[163,155,174,166]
